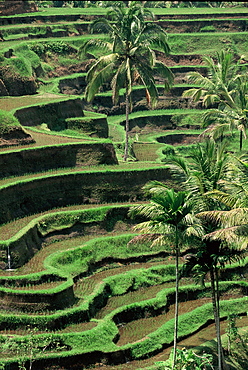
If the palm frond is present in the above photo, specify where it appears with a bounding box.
[153,61,174,90]
[201,123,231,140]
[133,219,174,235]
[140,23,170,55]
[202,94,220,107]
[86,53,117,83]
[89,18,113,34]
[135,61,158,108]
[111,61,126,105]
[203,225,248,249]
[197,208,248,228]
[85,58,117,102]
[78,39,112,57]
[182,88,205,101]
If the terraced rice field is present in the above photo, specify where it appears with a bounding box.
[0,4,247,369]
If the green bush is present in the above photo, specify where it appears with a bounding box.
[29,41,74,57]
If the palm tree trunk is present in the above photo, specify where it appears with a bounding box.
[215,266,229,370]
[239,130,243,151]
[124,87,130,161]
[172,228,179,370]
[210,266,223,370]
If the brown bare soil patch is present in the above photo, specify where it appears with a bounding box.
[47,61,92,78]
[156,52,204,67]
[157,133,201,145]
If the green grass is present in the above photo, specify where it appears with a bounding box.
[3,33,28,40]
[0,94,69,112]
[157,17,248,22]
[4,7,247,18]
[169,32,248,55]
[150,7,248,15]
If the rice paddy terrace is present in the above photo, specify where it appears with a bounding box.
[0,4,247,370]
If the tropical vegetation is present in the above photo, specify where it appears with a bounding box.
[131,138,248,370]
[182,51,248,150]
[130,184,204,368]
[0,2,247,370]
[80,2,173,160]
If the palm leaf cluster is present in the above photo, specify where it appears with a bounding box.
[163,139,230,212]
[183,50,248,150]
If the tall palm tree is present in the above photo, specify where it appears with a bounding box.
[79,2,173,160]
[129,181,203,369]
[182,50,248,150]
[164,139,240,370]
[183,207,248,370]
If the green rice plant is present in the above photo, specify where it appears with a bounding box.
[37,206,113,235]
[3,33,28,41]
[1,43,43,77]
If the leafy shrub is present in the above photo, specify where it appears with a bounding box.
[171,113,201,127]
[163,348,214,369]
[30,41,75,57]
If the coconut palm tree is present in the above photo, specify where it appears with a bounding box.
[79,2,173,160]
[129,181,203,369]
[182,50,248,150]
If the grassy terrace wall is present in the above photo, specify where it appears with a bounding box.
[66,117,108,138]
[0,142,117,178]
[0,281,75,311]
[14,98,84,129]
[0,205,132,268]
[0,167,171,224]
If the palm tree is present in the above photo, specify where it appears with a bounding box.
[202,76,248,151]
[182,50,248,150]
[183,207,248,370]
[129,181,203,369]
[163,139,243,369]
[79,2,173,160]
